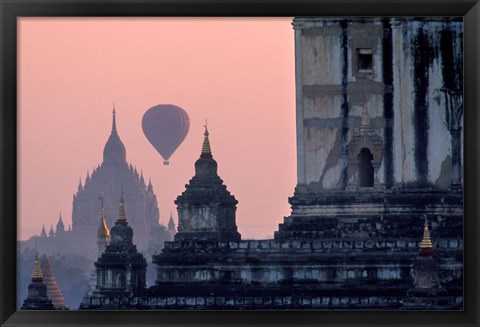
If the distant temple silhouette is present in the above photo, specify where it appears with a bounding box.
[30,107,173,262]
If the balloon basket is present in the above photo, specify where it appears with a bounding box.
[163,160,169,166]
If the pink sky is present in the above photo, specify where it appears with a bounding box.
[18,18,296,241]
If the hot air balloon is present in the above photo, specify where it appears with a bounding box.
[142,104,190,165]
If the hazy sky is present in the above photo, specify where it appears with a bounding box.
[18,18,296,240]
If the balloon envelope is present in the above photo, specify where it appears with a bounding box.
[142,105,190,165]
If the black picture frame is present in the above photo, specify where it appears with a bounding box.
[1,0,479,326]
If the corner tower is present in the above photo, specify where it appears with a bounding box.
[174,125,240,242]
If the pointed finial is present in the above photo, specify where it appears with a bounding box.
[147,177,153,191]
[419,216,434,256]
[201,120,212,156]
[168,212,176,231]
[111,103,117,134]
[40,224,47,237]
[99,191,104,210]
[117,188,127,223]
[97,192,110,242]
[78,177,83,191]
[31,241,43,282]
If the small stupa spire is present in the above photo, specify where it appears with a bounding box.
[168,212,176,232]
[40,224,47,238]
[117,189,127,224]
[31,241,43,282]
[419,216,434,256]
[201,120,212,156]
[56,212,65,234]
[78,178,83,192]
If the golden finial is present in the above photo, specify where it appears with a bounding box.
[97,192,110,241]
[31,242,43,282]
[97,211,110,241]
[419,216,434,256]
[117,190,127,223]
[201,120,212,156]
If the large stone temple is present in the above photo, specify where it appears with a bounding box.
[71,107,161,257]
[81,17,463,310]
[28,108,171,262]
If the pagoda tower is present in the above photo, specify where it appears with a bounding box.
[403,217,448,309]
[174,125,241,242]
[81,194,147,308]
[39,255,67,309]
[21,253,54,310]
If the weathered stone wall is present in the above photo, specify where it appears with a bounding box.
[82,293,463,310]
[294,17,463,191]
[153,238,462,291]
[144,237,463,310]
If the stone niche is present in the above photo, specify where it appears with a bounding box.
[346,128,384,190]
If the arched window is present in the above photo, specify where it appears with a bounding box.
[358,148,374,187]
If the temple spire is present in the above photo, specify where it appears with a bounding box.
[201,120,212,156]
[117,190,127,224]
[103,104,126,163]
[31,242,43,282]
[40,224,47,238]
[112,102,117,135]
[78,178,83,192]
[168,212,176,232]
[97,192,110,243]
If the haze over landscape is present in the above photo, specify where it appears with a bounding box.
[18,18,296,241]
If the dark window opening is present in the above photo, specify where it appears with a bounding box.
[357,49,373,71]
[358,148,374,187]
